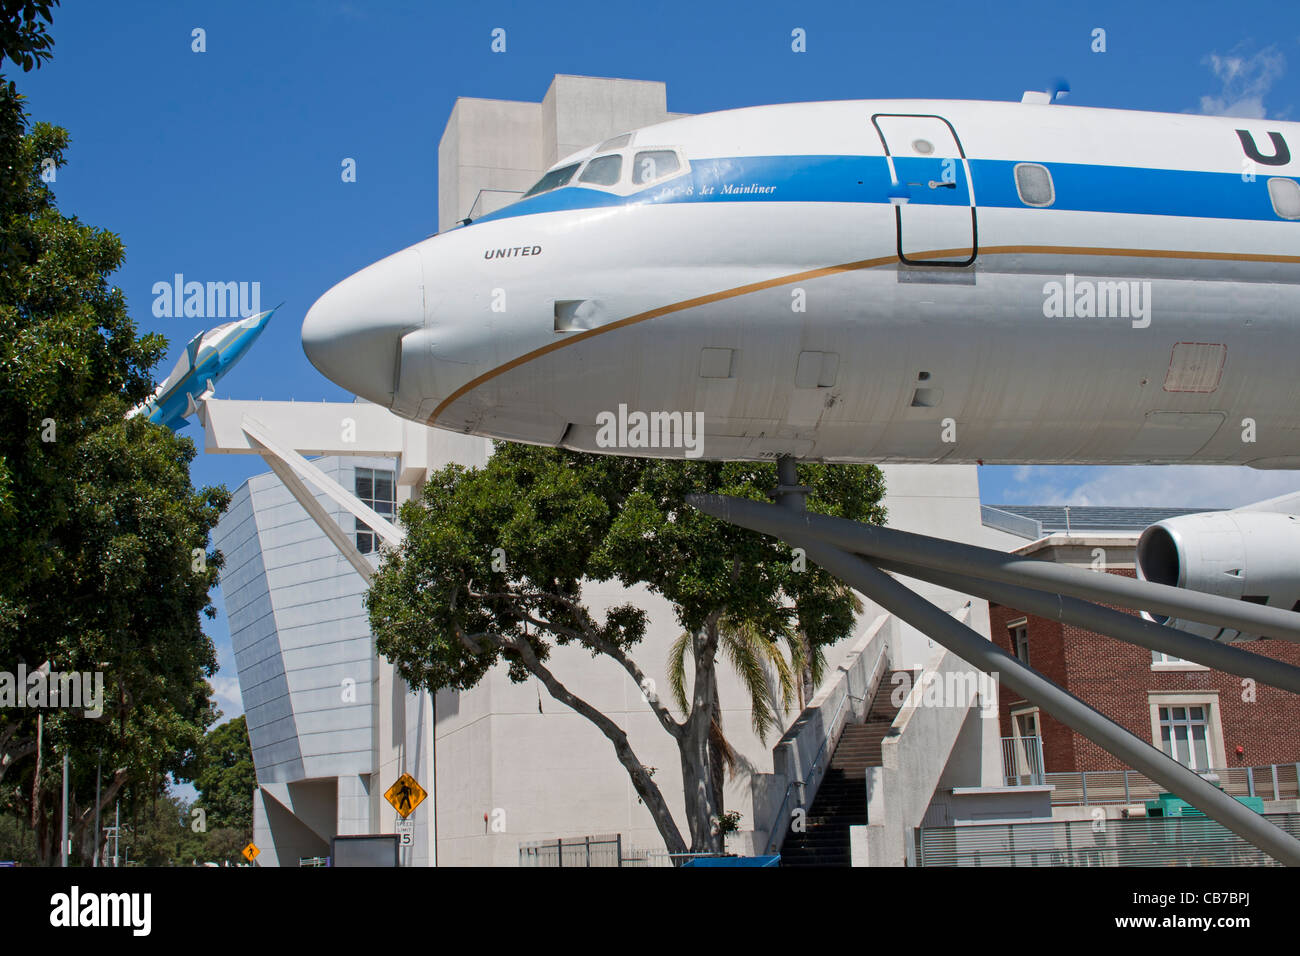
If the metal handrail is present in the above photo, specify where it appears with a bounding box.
[1000,735,1046,786]
[763,684,871,853]
[1045,761,1300,805]
[762,691,850,853]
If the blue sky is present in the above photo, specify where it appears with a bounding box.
[12,0,1300,725]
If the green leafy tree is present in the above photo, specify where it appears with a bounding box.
[0,5,230,865]
[122,790,208,867]
[367,444,883,856]
[7,407,228,864]
[0,1,58,73]
[192,716,255,843]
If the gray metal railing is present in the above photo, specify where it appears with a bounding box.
[467,187,525,221]
[519,833,623,867]
[1001,735,1046,786]
[620,849,728,867]
[979,505,1043,540]
[761,632,897,854]
[917,812,1300,867]
[1045,762,1300,806]
[518,834,728,867]
[762,685,869,853]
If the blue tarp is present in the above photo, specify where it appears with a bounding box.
[680,855,781,867]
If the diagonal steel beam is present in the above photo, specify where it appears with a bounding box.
[876,556,1300,695]
[250,444,375,583]
[687,494,1300,643]
[242,414,403,547]
[690,484,1300,865]
[799,537,1300,865]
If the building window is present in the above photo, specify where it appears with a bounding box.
[1009,620,1030,666]
[354,466,395,555]
[1014,709,1039,741]
[1158,704,1211,771]
[1151,650,1209,671]
[1009,707,1044,783]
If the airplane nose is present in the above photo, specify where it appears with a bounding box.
[302,247,425,405]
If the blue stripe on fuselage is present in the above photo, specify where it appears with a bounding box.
[466,155,1296,226]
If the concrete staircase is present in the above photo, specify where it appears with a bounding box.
[779,671,914,867]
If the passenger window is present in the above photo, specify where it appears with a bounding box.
[1267,177,1300,219]
[579,154,623,186]
[1014,163,1054,207]
[631,150,680,185]
[523,163,580,198]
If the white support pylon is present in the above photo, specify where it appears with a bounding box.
[240,414,405,582]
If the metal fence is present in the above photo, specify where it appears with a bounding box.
[917,812,1300,867]
[1001,736,1046,786]
[519,834,624,867]
[518,834,730,867]
[1044,763,1300,806]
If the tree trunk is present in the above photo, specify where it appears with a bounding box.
[0,723,36,789]
[709,692,724,827]
[798,628,814,711]
[497,634,690,857]
[72,768,127,867]
[679,619,722,857]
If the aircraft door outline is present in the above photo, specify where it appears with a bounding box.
[871,113,977,267]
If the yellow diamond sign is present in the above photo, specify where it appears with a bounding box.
[242,842,260,863]
[384,773,427,819]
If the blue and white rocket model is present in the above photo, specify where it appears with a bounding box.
[128,307,276,431]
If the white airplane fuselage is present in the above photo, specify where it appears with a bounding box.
[303,98,1300,466]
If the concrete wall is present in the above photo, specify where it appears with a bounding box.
[541,74,672,166]
[439,96,542,233]
[437,74,682,233]
[432,578,842,866]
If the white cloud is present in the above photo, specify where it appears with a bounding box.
[1198,46,1286,118]
[210,675,244,723]
[1000,465,1300,509]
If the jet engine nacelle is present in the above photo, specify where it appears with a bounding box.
[1136,511,1300,642]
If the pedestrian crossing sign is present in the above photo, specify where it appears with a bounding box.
[384,773,427,818]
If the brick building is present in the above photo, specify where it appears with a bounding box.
[981,505,1300,775]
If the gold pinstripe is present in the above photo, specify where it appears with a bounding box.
[428,244,1300,425]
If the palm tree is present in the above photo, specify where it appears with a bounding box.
[791,580,864,710]
[667,612,803,837]
[666,581,865,841]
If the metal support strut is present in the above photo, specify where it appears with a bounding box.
[693,473,1300,866]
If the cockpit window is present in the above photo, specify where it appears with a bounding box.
[598,133,633,151]
[631,150,680,185]
[523,163,581,198]
[579,154,622,186]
